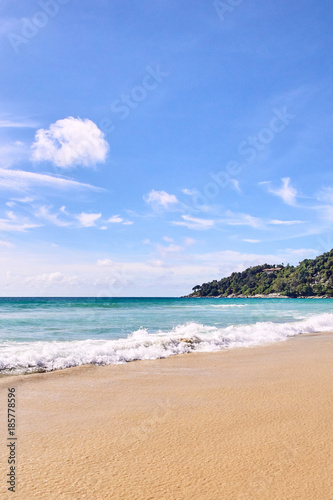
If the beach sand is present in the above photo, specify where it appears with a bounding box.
[0,332,332,499]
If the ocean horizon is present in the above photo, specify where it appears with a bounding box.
[1,297,333,375]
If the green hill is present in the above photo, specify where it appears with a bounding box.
[187,249,333,298]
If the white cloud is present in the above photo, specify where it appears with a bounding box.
[182,188,196,196]
[12,196,35,204]
[163,236,174,242]
[0,240,14,247]
[148,259,166,267]
[76,212,101,227]
[144,190,179,209]
[0,245,321,297]
[270,219,304,225]
[6,211,16,221]
[172,215,214,230]
[261,177,298,205]
[108,215,123,223]
[157,243,184,256]
[316,187,333,203]
[221,210,263,228]
[184,237,195,246]
[107,215,133,225]
[230,179,241,193]
[31,117,109,168]
[25,272,80,288]
[0,118,38,128]
[0,141,28,168]
[0,168,103,192]
[97,259,113,267]
[0,216,40,232]
[243,239,260,243]
[34,206,71,227]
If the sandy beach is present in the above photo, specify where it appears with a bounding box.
[1,332,332,500]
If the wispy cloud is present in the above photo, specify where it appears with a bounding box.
[32,205,135,230]
[108,215,124,223]
[25,272,80,288]
[0,117,38,128]
[0,240,14,247]
[31,117,109,168]
[0,142,28,168]
[172,215,214,230]
[0,215,40,232]
[260,177,298,206]
[107,215,133,225]
[269,219,304,225]
[316,187,333,203]
[157,243,184,256]
[163,236,174,242]
[34,205,71,227]
[0,168,103,192]
[221,210,263,228]
[230,179,241,193]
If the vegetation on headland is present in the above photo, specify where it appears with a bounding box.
[186,249,333,298]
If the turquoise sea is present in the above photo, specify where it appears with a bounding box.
[1,297,333,374]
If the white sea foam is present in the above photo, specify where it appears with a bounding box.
[1,312,333,374]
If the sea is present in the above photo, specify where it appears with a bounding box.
[1,297,333,375]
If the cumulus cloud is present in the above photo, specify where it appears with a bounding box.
[31,117,109,168]
[144,190,179,209]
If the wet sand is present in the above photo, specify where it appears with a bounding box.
[0,332,332,499]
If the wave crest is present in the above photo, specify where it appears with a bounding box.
[1,312,333,374]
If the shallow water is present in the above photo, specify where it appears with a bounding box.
[1,297,333,374]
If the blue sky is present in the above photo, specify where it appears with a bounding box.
[0,0,333,296]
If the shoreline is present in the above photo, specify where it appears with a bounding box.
[183,294,333,298]
[0,332,332,499]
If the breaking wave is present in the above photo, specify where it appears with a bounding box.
[1,312,332,374]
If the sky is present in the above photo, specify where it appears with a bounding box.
[0,0,333,296]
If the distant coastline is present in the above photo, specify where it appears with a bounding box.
[185,249,333,298]
[182,294,332,299]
